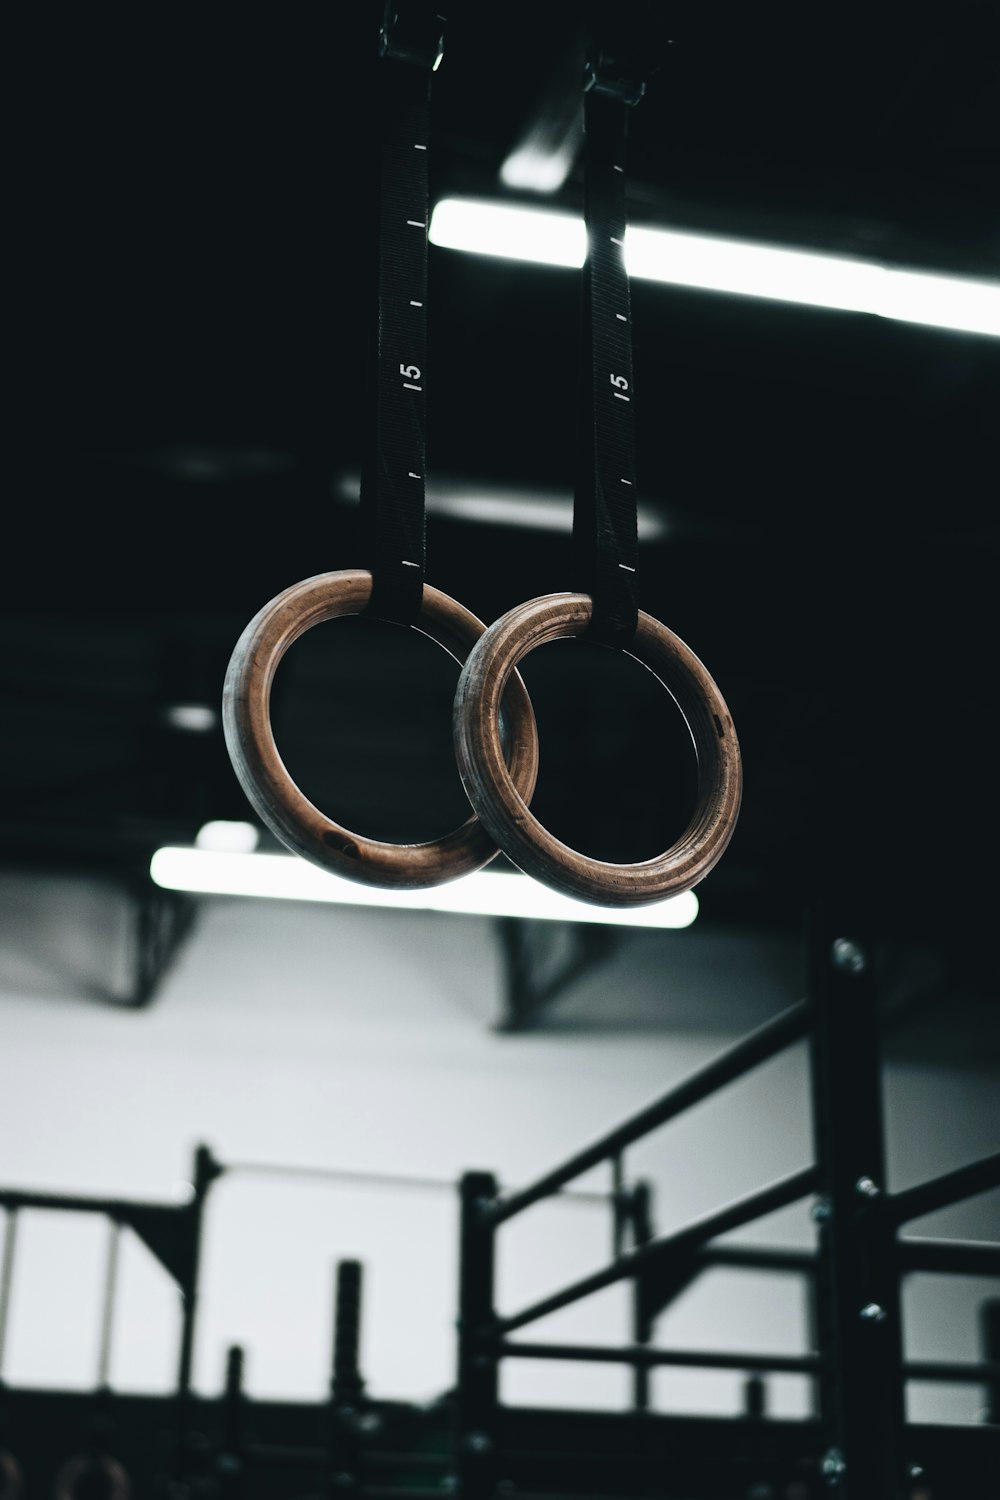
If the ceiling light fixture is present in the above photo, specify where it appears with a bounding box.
[194,820,260,853]
[499,140,581,195]
[162,704,219,734]
[429,199,1000,339]
[150,845,698,930]
[333,471,668,539]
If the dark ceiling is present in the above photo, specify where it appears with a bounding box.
[5,3,999,978]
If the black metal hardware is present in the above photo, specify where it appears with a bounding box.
[0,1141,220,1486]
[126,880,196,1008]
[330,1259,366,1495]
[379,0,445,71]
[491,1166,818,1340]
[494,1341,823,1374]
[448,892,998,1497]
[496,917,617,1032]
[217,1346,246,1498]
[0,965,995,1499]
[809,903,906,1499]
[627,1179,654,1411]
[889,1154,1000,1229]
[457,1172,499,1500]
[983,1300,1000,1426]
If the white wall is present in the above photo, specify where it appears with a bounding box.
[0,871,996,1426]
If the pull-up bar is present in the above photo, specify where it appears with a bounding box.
[487,1164,819,1339]
[495,1342,823,1375]
[486,999,811,1227]
[889,1151,1000,1228]
[225,1160,608,1204]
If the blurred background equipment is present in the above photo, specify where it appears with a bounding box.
[0,920,999,1495]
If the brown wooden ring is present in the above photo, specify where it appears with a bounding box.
[223,570,539,889]
[0,1451,24,1500]
[453,593,742,907]
[52,1455,131,1500]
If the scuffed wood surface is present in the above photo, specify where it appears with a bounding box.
[453,593,742,907]
[223,571,539,889]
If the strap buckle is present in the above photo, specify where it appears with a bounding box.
[380,2,445,71]
[584,51,646,108]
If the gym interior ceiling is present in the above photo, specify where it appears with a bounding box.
[4,3,999,1001]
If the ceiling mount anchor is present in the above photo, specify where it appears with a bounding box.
[125,878,197,1008]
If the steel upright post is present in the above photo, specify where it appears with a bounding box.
[629,1181,654,1412]
[983,1299,1000,1426]
[457,1171,499,1500]
[218,1346,245,1498]
[329,1259,365,1494]
[175,1144,218,1467]
[809,902,905,1499]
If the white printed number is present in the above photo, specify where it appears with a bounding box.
[400,364,422,382]
[610,374,629,391]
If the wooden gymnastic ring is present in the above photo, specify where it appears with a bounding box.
[52,1454,131,1500]
[0,1451,24,1500]
[223,570,539,889]
[453,593,742,907]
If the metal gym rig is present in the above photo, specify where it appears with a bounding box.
[0,899,997,1499]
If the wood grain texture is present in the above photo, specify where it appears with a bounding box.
[453,593,742,907]
[223,571,539,889]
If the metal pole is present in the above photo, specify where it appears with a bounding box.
[889,1153,1000,1228]
[0,1210,17,1381]
[332,1259,365,1406]
[330,1259,364,1493]
[493,1341,822,1373]
[96,1219,122,1390]
[489,1001,811,1225]
[743,1372,767,1418]
[982,1300,1000,1426]
[809,904,905,1499]
[219,1346,245,1499]
[899,1239,1000,1277]
[706,1245,815,1274]
[906,1359,1000,1385]
[611,1153,625,1260]
[494,1165,818,1338]
[457,1172,499,1500]
[176,1145,217,1467]
[806,1223,825,1423]
[628,1181,653,1412]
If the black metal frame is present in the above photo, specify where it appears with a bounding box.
[0,910,997,1498]
[496,917,618,1032]
[125,878,197,1008]
[0,1143,218,1475]
[455,906,1000,1499]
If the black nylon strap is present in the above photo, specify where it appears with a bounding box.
[574,78,641,649]
[361,9,441,625]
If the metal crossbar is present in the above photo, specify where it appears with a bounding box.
[889,1152,1000,1228]
[486,999,811,1227]
[899,1237,1000,1276]
[495,1341,823,1374]
[0,1144,216,1467]
[486,1166,819,1339]
[455,900,1000,1500]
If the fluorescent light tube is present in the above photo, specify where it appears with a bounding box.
[150,847,698,931]
[162,703,219,734]
[429,198,1000,338]
[194,820,260,853]
[433,199,585,268]
[500,141,580,195]
[333,470,668,539]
